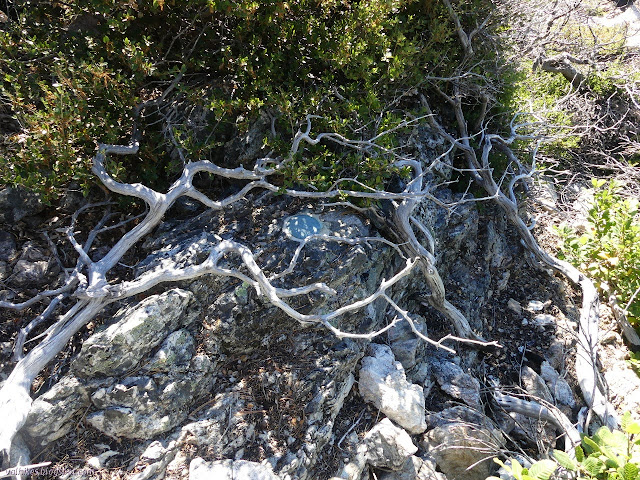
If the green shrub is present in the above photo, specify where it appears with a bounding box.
[556,179,640,325]
[553,412,640,480]
[487,412,640,480]
[1,0,488,202]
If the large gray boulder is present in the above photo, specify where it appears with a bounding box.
[25,289,207,445]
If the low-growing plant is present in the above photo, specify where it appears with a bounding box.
[487,412,640,480]
[489,457,557,480]
[556,179,640,325]
[552,412,640,480]
[497,62,581,157]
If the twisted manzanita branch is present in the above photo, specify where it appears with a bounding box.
[0,116,488,464]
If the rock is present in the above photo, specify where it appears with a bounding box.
[485,220,513,270]
[143,329,195,374]
[377,456,445,480]
[527,300,547,312]
[138,203,392,357]
[358,344,427,434]
[602,360,640,416]
[507,298,522,315]
[12,259,55,287]
[87,354,214,439]
[174,338,362,480]
[601,330,621,345]
[24,375,91,446]
[270,343,361,480]
[421,406,505,480]
[0,230,16,262]
[512,366,557,448]
[411,188,491,331]
[533,314,556,328]
[425,405,492,429]
[87,450,119,469]
[547,338,569,372]
[521,365,553,404]
[0,186,44,224]
[45,181,502,480]
[8,433,31,480]
[59,183,85,213]
[224,110,272,166]
[431,359,481,409]
[364,418,418,470]
[387,317,427,370]
[180,392,250,456]
[330,418,419,480]
[72,288,200,378]
[189,457,279,480]
[0,340,12,357]
[0,260,7,282]
[140,441,167,462]
[540,361,575,408]
[408,126,453,182]
[0,289,14,303]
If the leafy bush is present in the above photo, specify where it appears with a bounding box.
[0,0,487,202]
[553,412,640,480]
[556,179,640,325]
[487,412,640,480]
[489,457,557,480]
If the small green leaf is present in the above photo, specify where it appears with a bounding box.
[510,459,524,478]
[583,435,602,454]
[575,445,585,462]
[622,462,639,480]
[583,456,606,476]
[529,459,557,480]
[622,412,640,435]
[553,450,577,471]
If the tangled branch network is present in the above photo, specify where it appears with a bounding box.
[0,114,497,463]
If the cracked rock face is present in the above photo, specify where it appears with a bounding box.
[71,289,200,378]
[25,288,210,445]
[87,353,214,439]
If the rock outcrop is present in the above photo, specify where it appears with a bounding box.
[14,138,586,480]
